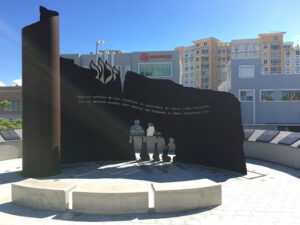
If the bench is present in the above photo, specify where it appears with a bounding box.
[152,179,221,213]
[12,178,76,211]
[72,183,149,214]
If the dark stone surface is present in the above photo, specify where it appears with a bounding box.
[0,130,20,141]
[22,6,60,177]
[278,133,300,146]
[244,129,254,141]
[60,57,135,164]
[256,130,280,143]
[122,72,247,174]
[60,62,246,174]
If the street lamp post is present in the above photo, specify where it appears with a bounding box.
[96,40,104,63]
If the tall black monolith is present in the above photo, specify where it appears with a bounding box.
[22,6,60,177]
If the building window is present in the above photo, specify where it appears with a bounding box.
[264,43,268,49]
[239,65,254,78]
[274,36,278,40]
[184,66,188,71]
[218,57,221,61]
[196,50,199,54]
[295,66,300,73]
[286,51,290,57]
[218,64,221,68]
[286,66,290,73]
[202,64,209,69]
[190,51,194,57]
[295,57,300,64]
[139,63,172,77]
[227,49,230,53]
[184,52,189,58]
[296,51,300,56]
[222,49,226,53]
[202,50,209,55]
[261,90,275,101]
[190,65,194,70]
[234,53,239,59]
[196,57,200,62]
[261,90,300,101]
[184,79,188,85]
[222,63,225,68]
[196,70,200,75]
[3,100,22,112]
[217,49,221,54]
[252,52,257,58]
[203,71,209,76]
[271,44,280,50]
[196,78,200,82]
[253,45,257,51]
[190,80,194,85]
[271,52,280,58]
[271,60,280,66]
[204,42,208,46]
[263,60,268,65]
[190,59,194,64]
[184,59,188,64]
[190,72,194,78]
[196,84,200,88]
[196,43,200,47]
[184,73,188,78]
[234,46,239,52]
[286,58,290,64]
[270,67,280,73]
[196,64,200,68]
[264,67,268,72]
[264,51,268,57]
[244,54,248,59]
[240,90,254,102]
[203,78,209,83]
[222,57,225,61]
[281,90,300,101]
[244,45,248,51]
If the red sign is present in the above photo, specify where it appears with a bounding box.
[140,53,172,61]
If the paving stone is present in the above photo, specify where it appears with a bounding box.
[0,157,299,225]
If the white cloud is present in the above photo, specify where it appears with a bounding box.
[0,81,6,86]
[12,79,22,86]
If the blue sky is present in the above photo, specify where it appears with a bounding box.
[1,0,300,86]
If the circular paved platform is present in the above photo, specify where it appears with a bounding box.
[0,156,300,225]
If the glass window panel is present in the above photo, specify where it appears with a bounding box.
[240,90,253,101]
[261,91,275,101]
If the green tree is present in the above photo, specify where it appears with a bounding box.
[0,100,22,130]
[0,100,10,107]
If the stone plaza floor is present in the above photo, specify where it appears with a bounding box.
[0,156,300,225]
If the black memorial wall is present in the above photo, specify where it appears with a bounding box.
[23,6,247,177]
[60,57,247,174]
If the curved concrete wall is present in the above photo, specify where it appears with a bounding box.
[0,141,22,161]
[243,129,300,170]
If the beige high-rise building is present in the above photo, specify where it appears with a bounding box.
[175,38,230,90]
[176,32,300,90]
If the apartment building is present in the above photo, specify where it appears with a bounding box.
[175,38,231,90]
[176,32,300,90]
